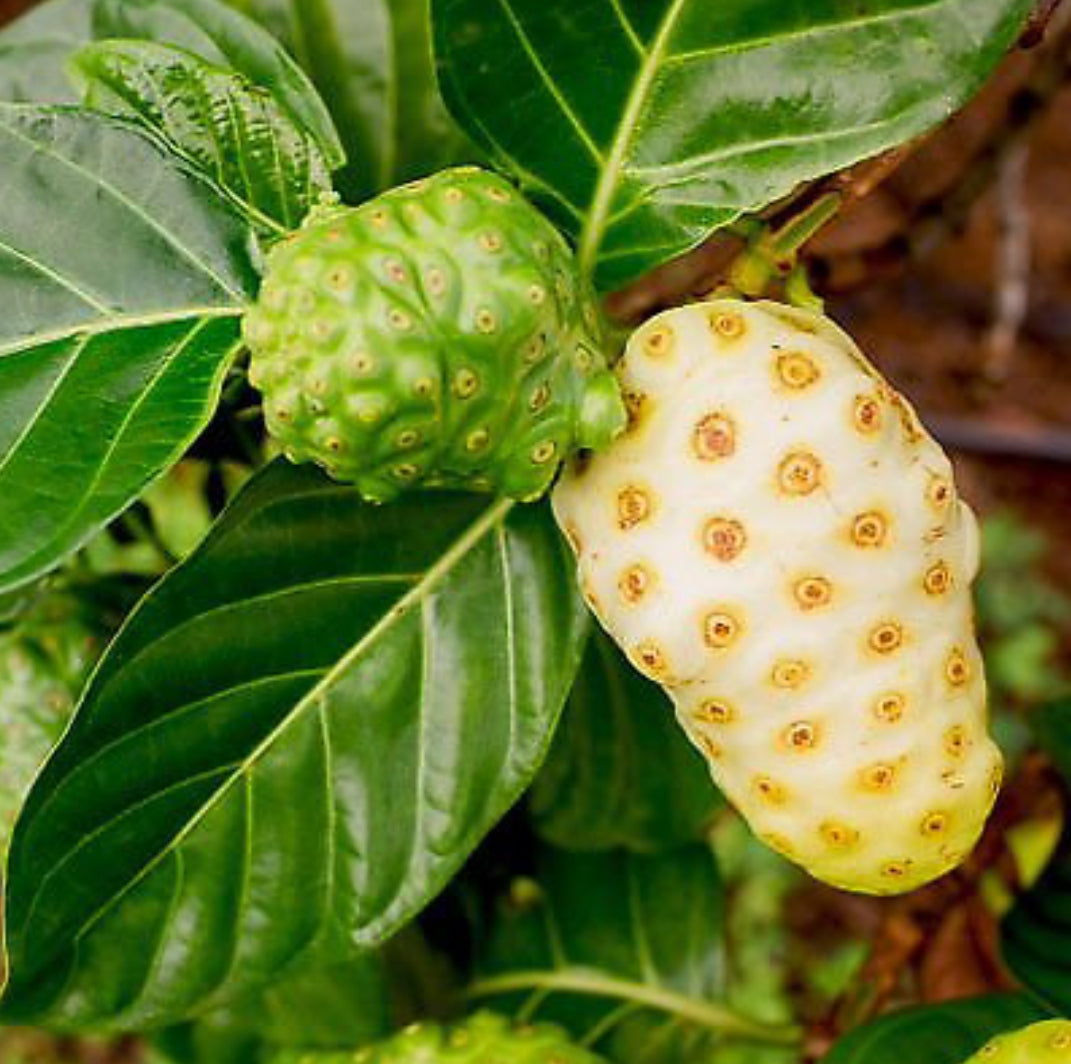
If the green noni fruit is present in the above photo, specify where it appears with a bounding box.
[966,1020,1071,1062]
[274,1011,608,1063]
[243,167,625,503]
[0,594,102,850]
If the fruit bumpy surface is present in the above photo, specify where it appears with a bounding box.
[966,1020,1071,1062]
[275,1011,607,1063]
[243,167,625,503]
[552,299,1001,895]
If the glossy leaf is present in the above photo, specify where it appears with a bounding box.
[823,995,1051,1064]
[0,0,91,104]
[92,0,344,169]
[73,40,333,233]
[530,629,721,853]
[1,462,588,1029]
[226,0,473,202]
[0,104,256,594]
[434,0,1034,289]
[1003,821,1071,1013]
[472,846,797,1061]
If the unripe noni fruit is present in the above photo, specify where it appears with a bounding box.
[965,1021,1071,1062]
[243,167,625,503]
[273,1011,608,1063]
[552,299,1001,895]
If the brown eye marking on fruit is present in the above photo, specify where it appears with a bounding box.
[273,404,292,423]
[778,451,823,496]
[989,759,1004,797]
[941,769,966,790]
[851,510,889,548]
[873,692,906,723]
[1050,1031,1071,1051]
[475,308,498,333]
[531,440,558,465]
[771,659,811,689]
[392,463,419,481]
[309,319,335,343]
[944,725,970,758]
[384,259,408,284]
[574,344,594,372]
[465,428,490,452]
[642,324,676,358]
[528,284,548,305]
[927,474,954,513]
[820,821,859,848]
[920,811,949,838]
[623,389,649,430]
[325,436,343,453]
[692,412,737,461]
[617,486,653,530]
[853,394,884,434]
[703,609,744,649]
[923,561,953,595]
[709,310,747,340]
[485,185,512,203]
[396,429,420,450]
[350,351,375,376]
[453,368,480,399]
[702,517,748,561]
[618,564,653,604]
[524,334,547,364]
[782,720,820,751]
[776,352,821,390]
[388,308,413,332]
[478,231,503,253]
[532,239,550,261]
[369,208,389,228]
[694,699,735,725]
[753,776,788,805]
[890,392,924,442]
[793,576,833,611]
[945,647,971,687]
[632,640,670,681]
[413,377,436,398]
[326,265,354,292]
[859,762,899,792]
[529,383,552,414]
[868,621,904,655]
[881,860,913,881]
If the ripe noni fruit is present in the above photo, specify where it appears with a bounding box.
[966,1020,1071,1062]
[552,298,1002,895]
[272,1011,608,1063]
[243,167,625,503]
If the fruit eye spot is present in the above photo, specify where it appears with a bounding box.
[453,369,480,398]
[694,699,734,724]
[778,451,823,495]
[944,725,970,758]
[702,517,748,562]
[920,812,949,837]
[528,284,547,305]
[531,440,558,465]
[388,308,413,332]
[476,308,498,333]
[616,486,652,530]
[413,377,436,398]
[882,860,913,880]
[479,232,503,253]
[369,209,389,228]
[703,610,743,649]
[697,734,723,760]
[782,720,820,751]
[793,576,833,611]
[753,776,787,805]
[384,259,408,284]
[820,821,859,848]
[425,267,447,296]
[392,463,418,481]
[873,693,906,723]
[924,561,953,595]
[989,760,1004,797]
[771,659,810,689]
[529,383,552,413]
[868,622,904,655]
[860,762,898,791]
[350,351,374,375]
[465,428,490,452]
[776,352,821,389]
[326,266,354,291]
[642,325,675,358]
[618,564,653,604]
[692,412,736,461]
[945,648,971,686]
[486,185,512,203]
[524,335,547,364]
[532,240,549,260]
[396,430,420,449]
[709,310,746,340]
[632,640,669,680]
[853,395,883,433]
[851,511,889,548]
[927,475,953,512]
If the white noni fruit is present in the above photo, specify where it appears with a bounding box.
[552,299,1002,895]
[965,1020,1071,1063]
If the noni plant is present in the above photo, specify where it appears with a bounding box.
[0,0,1066,1062]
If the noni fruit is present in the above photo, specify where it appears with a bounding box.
[966,1020,1071,1062]
[0,594,102,852]
[243,167,625,503]
[552,299,1001,895]
[273,1012,608,1063]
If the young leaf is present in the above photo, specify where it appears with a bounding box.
[72,40,333,233]
[530,629,722,853]
[822,995,1051,1063]
[1,461,588,1030]
[433,0,1034,290]
[0,104,256,595]
[92,0,344,169]
[471,845,798,1060]
[225,0,474,202]
[0,0,91,104]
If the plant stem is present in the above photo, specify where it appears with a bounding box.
[466,969,803,1046]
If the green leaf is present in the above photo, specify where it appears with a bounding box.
[823,995,1051,1063]
[92,0,344,169]
[1,461,588,1030]
[1029,699,1071,783]
[434,0,1034,290]
[471,846,798,1061]
[1003,822,1071,1013]
[0,0,91,104]
[0,104,256,595]
[226,0,474,202]
[72,40,333,233]
[530,629,721,853]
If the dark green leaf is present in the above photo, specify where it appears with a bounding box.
[1,462,588,1029]
[73,40,333,233]
[472,845,797,1061]
[0,0,91,104]
[226,0,473,202]
[434,0,1034,289]
[1030,699,1071,784]
[0,104,256,595]
[823,995,1051,1064]
[92,0,344,169]
[1003,821,1071,1013]
[530,629,721,853]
